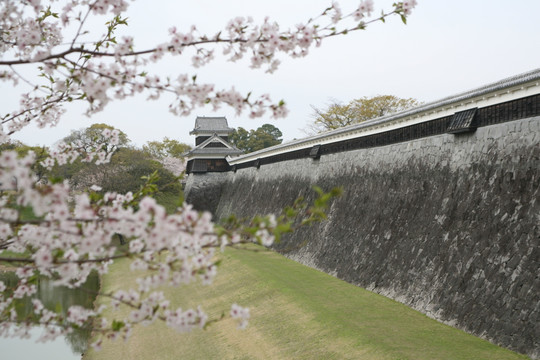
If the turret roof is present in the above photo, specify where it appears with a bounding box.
[189,116,234,134]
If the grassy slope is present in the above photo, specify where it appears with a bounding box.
[85,246,528,360]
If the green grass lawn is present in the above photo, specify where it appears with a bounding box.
[84,245,528,360]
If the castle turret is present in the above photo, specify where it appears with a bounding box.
[185,116,243,174]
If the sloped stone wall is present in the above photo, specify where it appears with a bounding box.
[184,172,225,214]
[187,116,540,358]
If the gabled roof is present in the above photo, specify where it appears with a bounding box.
[186,133,243,158]
[189,116,234,135]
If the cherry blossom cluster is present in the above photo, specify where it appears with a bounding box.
[1,147,334,345]
[0,0,397,348]
[159,157,187,177]
[0,1,415,138]
[230,303,250,330]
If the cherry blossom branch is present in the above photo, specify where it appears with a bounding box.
[0,0,414,348]
[0,8,402,66]
[0,1,416,137]
[0,254,126,265]
[69,4,94,49]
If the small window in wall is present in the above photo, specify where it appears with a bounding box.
[309,144,322,159]
[447,108,478,134]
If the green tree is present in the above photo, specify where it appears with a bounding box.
[229,127,251,152]
[308,95,421,133]
[0,141,50,184]
[260,124,283,140]
[71,148,182,213]
[62,123,130,156]
[50,124,130,181]
[142,137,191,159]
[230,124,283,153]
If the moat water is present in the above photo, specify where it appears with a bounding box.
[0,271,99,360]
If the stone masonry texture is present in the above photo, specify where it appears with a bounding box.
[186,116,540,359]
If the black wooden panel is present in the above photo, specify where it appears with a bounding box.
[191,159,208,173]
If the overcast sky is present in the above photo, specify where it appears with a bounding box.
[6,0,540,148]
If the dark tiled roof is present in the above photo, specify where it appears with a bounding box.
[190,116,234,134]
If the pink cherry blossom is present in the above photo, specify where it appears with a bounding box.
[0,0,410,347]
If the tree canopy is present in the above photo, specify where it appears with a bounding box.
[230,124,283,153]
[0,141,50,184]
[61,123,130,156]
[142,138,191,159]
[46,123,130,181]
[72,147,182,213]
[308,95,421,133]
